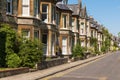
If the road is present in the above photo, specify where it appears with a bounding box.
[49,51,120,80]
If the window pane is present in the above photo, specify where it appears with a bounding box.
[42,34,47,44]
[63,15,67,28]
[42,4,48,12]
[72,19,75,27]
[62,37,67,55]
[22,0,29,5]
[7,2,11,13]
[42,14,47,21]
[34,0,39,17]
[22,0,30,16]
[7,0,12,14]
[34,31,39,39]
[22,30,30,39]
[22,7,29,16]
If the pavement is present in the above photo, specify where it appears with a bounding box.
[0,53,108,80]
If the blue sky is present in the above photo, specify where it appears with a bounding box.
[68,0,120,36]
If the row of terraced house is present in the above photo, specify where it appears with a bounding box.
[0,0,118,58]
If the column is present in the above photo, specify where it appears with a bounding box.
[47,29,52,57]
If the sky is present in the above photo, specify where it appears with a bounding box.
[68,0,120,36]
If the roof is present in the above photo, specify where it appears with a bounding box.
[68,4,79,16]
[56,2,72,11]
[98,25,103,33]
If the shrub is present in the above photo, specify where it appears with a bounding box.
[87,47,94,53]
[72,44,84,58]
[19,39,43,68]
[6,53,21,68]
[0,24,18,67]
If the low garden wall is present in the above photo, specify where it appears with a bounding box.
[0,67,29,78]
[37,58,68,70]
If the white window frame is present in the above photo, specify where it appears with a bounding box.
[81,28,84,34]
[7,0,12,14]
[81,40,84,47]
[52,5,55,24]
[62,37,67,55]
[62,14,67,28]
[34,0,39,18]
[72,18,75,30]
[22,0,30,16]
[22,30,30,39]
[42,4,49,23]
[81,22,84,34]
[56,12,59,25]
[34,30,39,39]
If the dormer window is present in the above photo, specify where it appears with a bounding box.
[7,0,12,14]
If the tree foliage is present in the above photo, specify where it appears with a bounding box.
[102,28,111,53]
[6,53,21,68]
